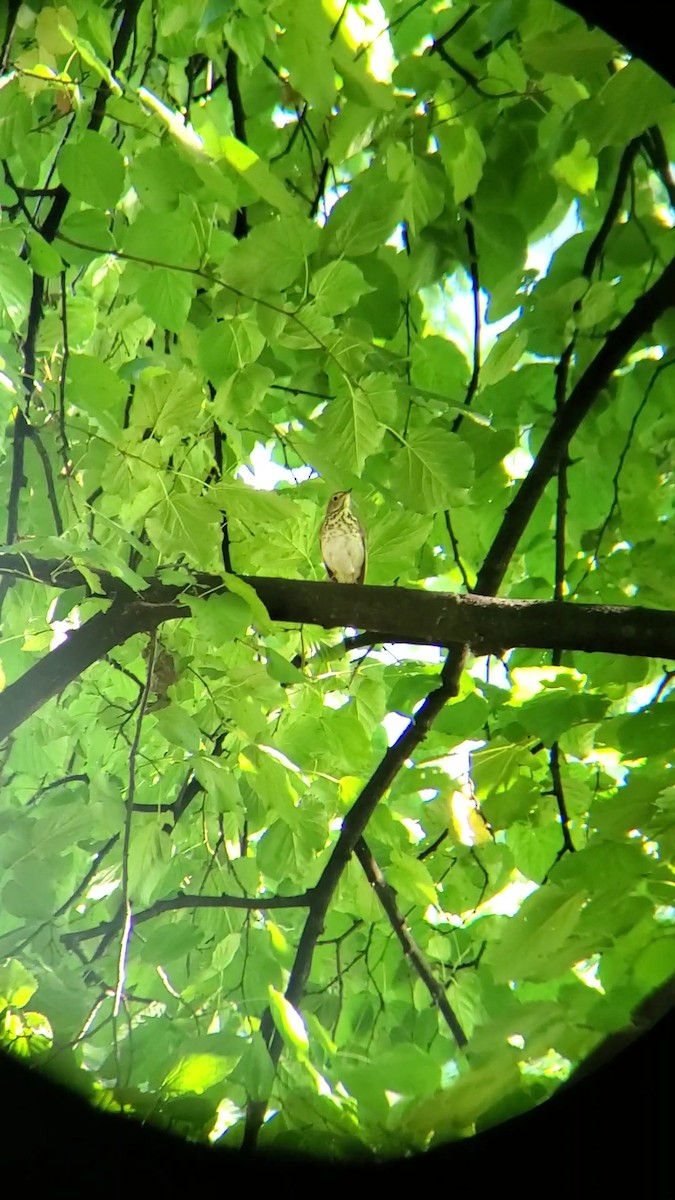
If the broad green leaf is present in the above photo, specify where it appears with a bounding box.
[146,491,221,569]
[130,145,197,212]
[268,986,309,1056]
[393,427,474,512]
[153,705,202,752]
[185,593,252,642]
[223,572,272,633]
[57,208,115,264]
[553,140,598,195]
[481,329,529,388]
[310,261,373,315]
[0,251,31,331]
[59,131,125,209]
[437,123,486,204]
[579,59,675,151]
[193,757,243,814]
[317,386,385,475]
[276,0,335,111]
[163,1052,238,1095]
[26,232,63,277]
[403,1057,520,1139]
[199,317,266,385]
[487,885,588,982]
[386,851,438,908]
[220,136,300,216]
[321,167,404,257]
[3,861,55,919]
[57,28,122,95]
[137,269,196,332]
[123,208,200,268]
[66,354,126,437]
[0,959,38,1009]
[220,216,319,295]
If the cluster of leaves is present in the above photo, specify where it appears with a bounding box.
[0,0,674,1159]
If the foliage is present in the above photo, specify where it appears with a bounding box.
[0,0,674,1160]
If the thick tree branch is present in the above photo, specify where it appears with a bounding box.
[0,566,674,744]
[0,597,184,743]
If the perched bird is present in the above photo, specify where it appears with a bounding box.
[320,491,366,584]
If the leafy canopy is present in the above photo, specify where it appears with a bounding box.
[0,0,674,1160]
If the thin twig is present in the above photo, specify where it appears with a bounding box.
[225,49,249,240]
[354,836,467,1046]
[548,743,575,861]
[444,510,471,589]
[58,271,71,468]
[453,205,481,433]
[114,631,156,1017]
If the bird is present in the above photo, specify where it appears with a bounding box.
[320,491,366,584]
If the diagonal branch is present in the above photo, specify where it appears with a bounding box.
[475,252,675,596]
[243,652,466,1147]
[0,597,186,743]
[354,836,467,1047]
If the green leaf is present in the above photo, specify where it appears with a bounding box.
[163,1052,239,1095]
[130,145,197,212]
[123,209,200,268]
[403,1057,520,1139]
[186,593,252,642]
[59,131,125,209]
[57,209,115,264]
[393,427,474,512]
[310,261,373,315]
[487,885,588,983]
[137,269,196,331]
[317,385,385,475]
[57,28,122,95]
[220,216,319,295]
[223,572,272,634]
[26,232,63,277]
[66,354,126,437]
[437,123,486,204]
[3,861,55,919]
[0,251,31,331]
[321,167,404,257]
[193,757,243,813]
[604,703,675,759]
[146,492,222,569]
[553,140,598,195]
[507,822,565,882]
[220,136,300,216]
[199,317,266,385]
[268,986,309,1056]
[386,851,438,908]
[0,960,38,1008]
[154,705,203,752]
[579,59,675,152]
[481,329,529,388]
[275,0,335,111]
